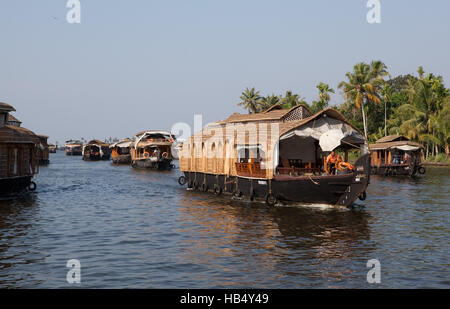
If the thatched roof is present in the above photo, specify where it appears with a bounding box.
[0,102,15,112]
[376,135,409,143]
[134,130,173,137]
[191,108,364,143]
[0,125,39,144]
[86,139,109,146]
[369,140,424,151]
[219,104,312,124]
[7,114,22,124]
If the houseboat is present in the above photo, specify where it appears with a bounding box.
[110,138,132,164]
[82,139,111,161]
[178,104,370,207]
[0,102,40,197]
[131,130,175,169]
[37,135,50,165]
[369,135,425,176]
[48,144,57,153]
[65,140,83,156]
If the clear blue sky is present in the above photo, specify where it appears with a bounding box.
[1,0,449,144]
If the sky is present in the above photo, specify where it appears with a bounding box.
[0,0,449,144]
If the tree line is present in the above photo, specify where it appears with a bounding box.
[237,61,449,159]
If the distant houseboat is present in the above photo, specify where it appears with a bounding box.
[48,144,57,153]
[131,131,175,169]
[65,140,83,156]
[37,135,50,165]
[178,105,370,207]
[0,102,40,197]
[369,135,425,176]
[110,139,132,164]
[82,139,111,161]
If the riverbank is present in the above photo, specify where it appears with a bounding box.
[422,161,450,167]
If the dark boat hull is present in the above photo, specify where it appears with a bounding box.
[182,154,370,207]
[112,155,131,164]
[66,150,82,156]
[371,164,424,177]
[83,154,111,161]
[131,158,174,170]
[0,176,34,197]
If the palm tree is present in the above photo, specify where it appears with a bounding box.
[311,82,335,113]
[338,62,387,139]
[237,88,262,114]
[260,94,281,110]
[280,91,308,109]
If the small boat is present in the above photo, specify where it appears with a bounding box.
[82,139,111,161]
[65,140,83,156]
[110,138,132,164]
[48,144,57,153]
[369,135,425,176]
[130,130,175,169]
[37,135,50,165]
[0,102,40,197]
[178,104,370,207]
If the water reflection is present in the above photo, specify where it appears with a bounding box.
[176,190,372,287]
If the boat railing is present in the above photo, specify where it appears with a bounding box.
[276,166,321,176]
[235,162,266,178]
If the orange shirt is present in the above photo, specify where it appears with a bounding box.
[327,153,339,164]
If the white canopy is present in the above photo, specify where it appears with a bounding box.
[393,145,421,151]
[319,129,345,152]
[280,116,365,151]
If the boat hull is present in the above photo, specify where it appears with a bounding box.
[82,154,111,161]
[112,155,131,164]
[0,176,34,197]
[182,154,370,207]
[66,150,82,156]
[371,164,424,177]
[131,158,174,170]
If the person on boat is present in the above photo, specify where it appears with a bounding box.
[326,151,340,175]
[403,152,411,165]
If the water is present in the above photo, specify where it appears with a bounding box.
[0,151,448,288]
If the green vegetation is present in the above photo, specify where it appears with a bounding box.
[237,62,450,159]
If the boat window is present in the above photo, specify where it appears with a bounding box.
[237,145,265,163]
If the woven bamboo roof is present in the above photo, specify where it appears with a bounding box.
[369,140,424,150]
[219,104,312,124]
[376,135,409,143]
[86,139,109,146]
[191,108,364,144]
[0,102,16,112]
[0,125,39,144]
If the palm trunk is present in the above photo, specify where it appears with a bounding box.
[384,100,387,136]
[361,102,368,140]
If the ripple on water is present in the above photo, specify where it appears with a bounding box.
[0,152,449,288]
